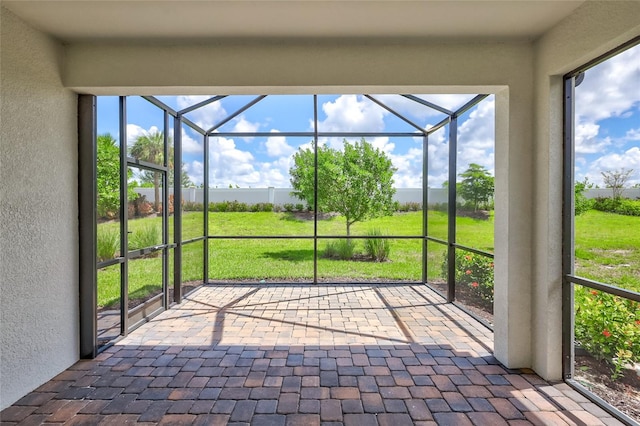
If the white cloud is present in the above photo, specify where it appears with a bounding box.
[375,94,476,122]
[574,44,640,186]
[389,147,423,188]
[318,95,386,133]
[177,95,227,130]
[576,46,640,123]
[126,124,161,144]
[425,126,450,187]
[456,97,495,176]
[586,147,640,186]
[207,136,295,188]
[181,130,204,155]
[265,131,295,157]
[233,115,260,141]
[625,127,640,141]
[185,160,204,186]
[574,122,612,154]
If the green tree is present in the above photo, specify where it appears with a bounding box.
[96,133,136,218]
[130,131,195,209]
[458,163,494,211]
[601,168,633,199]
[139,163,193,189]
[289,142,334,211]
[290,138,397,237]
[130,130,165,211]
[574,177,594,215]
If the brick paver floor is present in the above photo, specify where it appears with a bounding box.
[0,284,627,425]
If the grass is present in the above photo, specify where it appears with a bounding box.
[97,210,493,307]
[574,210,640,293]
[96,208,640,308]
[363,228,392,262]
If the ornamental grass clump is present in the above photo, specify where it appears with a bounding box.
[323,239,355,260]
[364,228,391,262]
[129,223,161,253]
[97,228,119,262]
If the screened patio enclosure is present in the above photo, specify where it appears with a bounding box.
[80,93,496,356]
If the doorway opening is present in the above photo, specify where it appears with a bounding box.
[81,93,496,354]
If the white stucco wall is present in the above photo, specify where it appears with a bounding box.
[531,1,640,380]
[0,7,79,410]
[0,3,637,410]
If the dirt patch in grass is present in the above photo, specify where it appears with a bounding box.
[287,211,339,221]
[456,209,491,220]
[574,354,640,421]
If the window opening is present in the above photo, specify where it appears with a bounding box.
[563,38,640,424]
[88,92,496,353]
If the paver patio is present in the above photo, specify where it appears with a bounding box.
[0,284,625,425]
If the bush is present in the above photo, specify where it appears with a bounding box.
[428,203,448,213]
[396,202,422,212]
[593,197,640,216]
[441,251,494,302]
[210,201,229,212]
[183,201,204,212]
[364,229,391,262]
[575,287,640,379]
[323,240,355,260]
[129,223,161,252]
[130,194,155,217]
[228,200,249,212]
[572,177,595,216]
[251,202,274,212]
[97,228,119,262]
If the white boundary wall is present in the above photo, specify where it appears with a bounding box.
[133,187,639,205]
[133,187,450,205]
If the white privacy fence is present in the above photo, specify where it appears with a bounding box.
[132,187,640,206]
[583,188,640,199]
[133,187,450,205]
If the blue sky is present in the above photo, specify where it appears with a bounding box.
[98,93,494,189]
[96,42,639,190]
[574,43,640,187]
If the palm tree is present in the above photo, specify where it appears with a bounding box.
[130,131,165,211]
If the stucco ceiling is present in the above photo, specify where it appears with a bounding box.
[4,0,585,42]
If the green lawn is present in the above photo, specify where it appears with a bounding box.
[96,208,640,308]
[574,210,640,293]
[97,211,494,307]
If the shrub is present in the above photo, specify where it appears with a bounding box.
[441,251,494,301]
[283,203,295,212]
[407,202,422,212]
[295,203,305,212]
[364,229,391,262]
[428,203,448,213]
[183,201,204,212]
[323,240,355,260]
[593,197,640,216]
[130,194,155,217]
[574,287,640,379]
[574,180,594,215]
[129,223,161,252]
[251,202,274,212]
[97,228,119,262]
[395,202,422,212]
[228,200,249,212]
